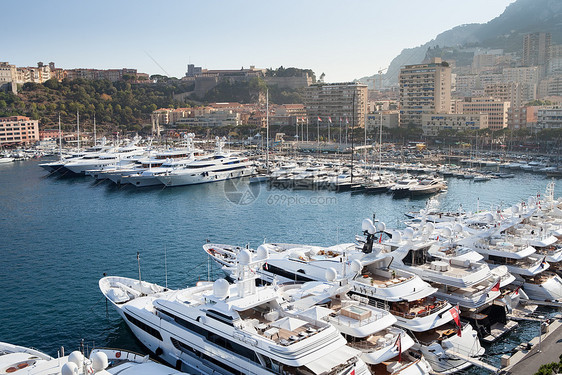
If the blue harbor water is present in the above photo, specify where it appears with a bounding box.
[0,159,559,372]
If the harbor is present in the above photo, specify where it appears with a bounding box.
[1,156,561,375]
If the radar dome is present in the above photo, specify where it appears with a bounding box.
[512,205,519,214]
[404,227,414,239]
[68,351,84,368]
[61,362,79,375]
[213,279,230,299]
[256,245,269,260]
[453,223,463,233]
[362,219,374,232]
[350,259,362,274]
[376,222,386,233]
[90,352,108,371]
[392,231,401,242]
[442,227,452,238]
[485,213,494,222]
[238,249,252,265]
[426,222,435,234]
[325,268,337,282]
[528,197,535,205]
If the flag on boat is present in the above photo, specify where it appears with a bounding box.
[345,117,349,124]
[491,280,500,292]
[378,233,382,244]
[540,256,547,268]
[317,116,322,122]
[328,117,332,123]
[514,286,520,295]
[450,304,462,337]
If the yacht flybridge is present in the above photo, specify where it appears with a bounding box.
[100,249,370,375]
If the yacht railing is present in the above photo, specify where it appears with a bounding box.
[391,300,448,319]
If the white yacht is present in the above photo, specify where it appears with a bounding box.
[206,237,483,374]
[156,138,255,187]
[100,251,370,375]
[389,176,418,198]
[408,177,446,197]
[277,281,431,375]
[0,342,189,374]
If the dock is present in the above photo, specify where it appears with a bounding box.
[500,315,562,375]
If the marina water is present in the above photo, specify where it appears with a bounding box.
[0,159,560,373]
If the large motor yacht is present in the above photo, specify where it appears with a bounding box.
[100,250,370,375]
[156,137,255,187]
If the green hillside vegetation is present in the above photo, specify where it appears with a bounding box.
[0,77,196,133]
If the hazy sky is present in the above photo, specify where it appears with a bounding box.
[5,0,516,82]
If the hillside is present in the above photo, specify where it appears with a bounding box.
[358,0,562,86]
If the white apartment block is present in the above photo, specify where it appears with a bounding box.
[399,58,451,127]
[365,111,400,131]
[421,113,488,136]
[536,106,562,129]
[304,82,368,128]
[458,97,510,131]
[502,66,540,86]
[484,82,536,110]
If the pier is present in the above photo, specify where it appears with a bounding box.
[501,315,562,375]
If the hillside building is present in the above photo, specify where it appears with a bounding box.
[399,58,452,127]
[0,116,39,145]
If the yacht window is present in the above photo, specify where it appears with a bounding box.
[124,312,163,340]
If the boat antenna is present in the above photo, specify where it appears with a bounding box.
[93,113,97,146]
[137,252,142,290]
[350,91,356,183]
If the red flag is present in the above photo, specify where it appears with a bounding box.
[514,286,520,295]
[450,305,462,337]
[317,116,322,122]
[436,235,439,241]
[328,117,332,123]
[345,118,349,124]
[264,262,268,270]
[395,334,402,363]
[378,233,382,243]
[491,280,500,292]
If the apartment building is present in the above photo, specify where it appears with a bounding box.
[421,113,488,136]
[365,111,400,131]
[536,106,562,129]
[458,97,510,131]
[0,116,39,145]
[399,57,451,127]
[484,82,536,109]
[304,82,368,128]
[523,32,551,74]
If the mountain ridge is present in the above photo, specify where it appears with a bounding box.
[358,0,562,87]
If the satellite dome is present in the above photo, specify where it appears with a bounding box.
[485,213,494,222]
[362,219,374,232]
[90,352,108,371]
[404,227,414,239]
[238,249,252,265]
[61,362,79,375]
[528,197,535,205]
[392,231,402,242]
[426,222,435,234]
[325,268,337,282]
[350,259,362,274]
[256,245,269,260]
[442,227,452,238]
[213,279,230,299]
[68,351,84,368]
[512,205,519,214]
[376,221,386,233]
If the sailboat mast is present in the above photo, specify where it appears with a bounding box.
[58,114,62,159]
[266,87,269,173]
[350,91,356,183]
[93,114,97,146]
[77,111,80,152]
[379,110,382,173]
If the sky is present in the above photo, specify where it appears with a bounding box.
[5,0,516,83]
